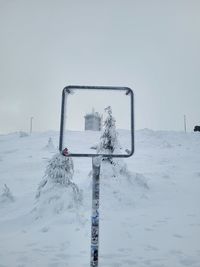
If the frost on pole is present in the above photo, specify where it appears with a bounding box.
[59,85,134,267]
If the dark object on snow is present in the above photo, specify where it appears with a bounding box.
[62,148,69,156]
[194,125,200,132]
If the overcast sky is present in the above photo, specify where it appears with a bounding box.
[0,0,200,134]
[62,89,131,130]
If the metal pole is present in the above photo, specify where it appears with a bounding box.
[184,115,187,133]
[30,117,34,135]
[90,157,101,267]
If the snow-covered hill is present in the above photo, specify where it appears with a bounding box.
[0,129,200,267]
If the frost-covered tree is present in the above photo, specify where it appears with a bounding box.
[43,152,74,185]
[36,152,80,198]
[98,106,120,156]
[19,131,29,138]
[96,106,130,179]
[0,184,14,203]
[35,152,82,217]
[93,107,149,199]
[44,137,55,150]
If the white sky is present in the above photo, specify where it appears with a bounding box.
[0,0,200,134]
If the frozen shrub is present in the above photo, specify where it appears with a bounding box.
[0,184,14,203]
[35,152,82,217]
[98,106,121,155]
[19,131,29,138]
[44,137,55,150]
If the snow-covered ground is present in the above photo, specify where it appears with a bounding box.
[0,129,200,267]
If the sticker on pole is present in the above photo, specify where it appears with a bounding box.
[59,85,134,157]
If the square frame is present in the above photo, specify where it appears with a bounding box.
[59,85,134,158]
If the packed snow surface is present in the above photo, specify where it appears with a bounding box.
[0,129,200,267]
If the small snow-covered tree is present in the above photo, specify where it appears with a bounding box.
[19,131,29,138]
[44,137,55,150]
[36,152,81,205]
[0,184,14,203]
[44,152,74,185]
[96,106,130,179]
[94,107,149,200]
[98,106,120,156]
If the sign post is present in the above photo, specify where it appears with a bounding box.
[90,157,101,266]
[59,85,134,266]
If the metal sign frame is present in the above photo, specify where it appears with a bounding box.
[59,85,134,267]
[59,85,134,158]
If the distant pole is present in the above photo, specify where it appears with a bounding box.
[30,117,34,134]
[184,115,187,133]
